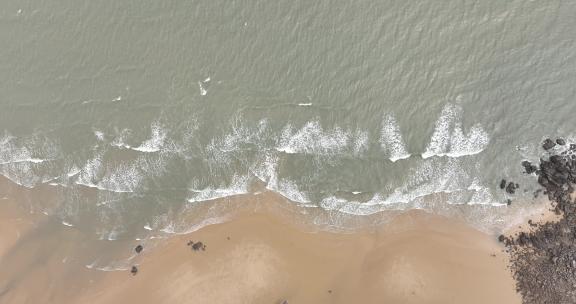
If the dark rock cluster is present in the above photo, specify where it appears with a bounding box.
[500,138,576,304]
[500,179,520,195]
[187,240,206,251]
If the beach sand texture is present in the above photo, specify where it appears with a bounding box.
[0,193,520,304]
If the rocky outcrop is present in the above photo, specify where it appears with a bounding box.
[500,138,576,303]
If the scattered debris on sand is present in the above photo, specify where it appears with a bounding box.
[131,266,138,276]
[187,240,206,251]
[500,138,576,303]
[135,244,143,254]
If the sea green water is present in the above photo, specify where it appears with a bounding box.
[1,1,576,268]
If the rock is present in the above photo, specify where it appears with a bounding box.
[571,144,576,151]
[504,143,576,303]
[500,179,507,189]
[550,155,564,165]
[131,266,138,275]
[557,138,566,145]
[543,138,556,150]
[135,245,143,254]
[507,199,512,206]
[522,161,538,174]
[188,241,206,251]
[506,182,517,194]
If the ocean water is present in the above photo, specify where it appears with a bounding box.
[1,1,576,268]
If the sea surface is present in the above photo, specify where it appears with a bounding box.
[1,1,576,268]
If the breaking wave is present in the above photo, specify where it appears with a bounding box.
[132,121,167,153]
[187,174,251,203]
[380,114,411,162]
[276,121,351,155]
[422,103,489,159]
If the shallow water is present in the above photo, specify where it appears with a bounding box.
[1,1,576,255]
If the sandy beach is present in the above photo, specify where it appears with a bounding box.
[0,189,522,304]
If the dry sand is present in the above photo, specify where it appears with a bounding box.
[0,191,522,304]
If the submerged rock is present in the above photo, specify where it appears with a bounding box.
[557,138,566,146]
[500,179,507,189]
[506,182,517,194]
[135,245,143,254]
[522,161,538,174]
[543,138,556,150]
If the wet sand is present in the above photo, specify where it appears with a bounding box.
[0,194,521,304]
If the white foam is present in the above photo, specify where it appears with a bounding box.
[187,174,250,203]
[86,261,130,272]
[382,158,469,205]
[380,114,411,162]
[94,130,105,141]
[97,163,142,193]
[75,156,104,189]
[61,221,74,227]
[67,165,81,177]
[298,103,312,106]
[0,133,61,188]
[277,121,351,155]
[161,216,229,235]
[276,179,310,204]
[0,132,51,165]
[99,229,120,241]
[75,154,164,193]
[143,224,153,231]
[319,194,390,215]
[132,121,167,153]
[352,130,369,156]
[198,81,207,96]
[422,103,490,159]
[318,158,494,216]
[110,128,133,149]
[251,152,279,189]
[206,118,270,166]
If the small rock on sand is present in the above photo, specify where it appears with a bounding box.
[187,241,206,251]
[135,245,143,253]
[131,266,138,276]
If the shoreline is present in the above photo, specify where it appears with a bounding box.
[0,191,523,304]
